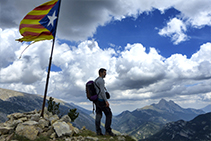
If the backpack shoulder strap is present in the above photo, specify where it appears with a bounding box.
[94,77,100,93]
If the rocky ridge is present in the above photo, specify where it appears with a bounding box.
[144,112,211,141]
[0,108,134,141]
[0,88,96,132]
[112,99,205,140]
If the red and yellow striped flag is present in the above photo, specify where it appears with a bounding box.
[16,0,61,42]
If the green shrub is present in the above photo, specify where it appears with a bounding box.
[47,97,60,115]
[68,108,79,122]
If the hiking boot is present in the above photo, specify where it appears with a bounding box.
[105,131,116,136]
[97,132,103,136]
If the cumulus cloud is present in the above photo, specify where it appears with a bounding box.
[1,0,211,113]
[1,26,211,103]
[0,28,20,68]
[157,0,211,44]
[1,0,211,43]
[173,0,211,28]
[158,18,189,44]
[114,44,166,90]
[0,27,211,112]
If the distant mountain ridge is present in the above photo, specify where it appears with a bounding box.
[201,104,211,113]
[144,112,211,141]
[0,88,209,140]
[141,99,203,114]
[0,88,95,132]
[112,99,205,140]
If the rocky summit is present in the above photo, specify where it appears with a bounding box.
[0,108,134,141]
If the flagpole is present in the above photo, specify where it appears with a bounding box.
[40,0,61,117]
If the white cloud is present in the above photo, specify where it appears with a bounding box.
[1,0,211,113]
[173,0,211,28]
[1,0,211,42]
[0,27,211,112]
[158,18,189,44]
[0,28,20,68]
[191,42,211,63]
[157,0,211,44]
[190,11,211,28]
[114,44,166,90]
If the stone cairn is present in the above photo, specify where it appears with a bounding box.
[0,108,97,141]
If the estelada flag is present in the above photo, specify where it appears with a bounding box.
[16,0,61,42]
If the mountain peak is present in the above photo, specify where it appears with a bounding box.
[201,104,211,113]
[153,99,183,113]
[158,98,167,104]
[157,99,173,106]
[158,98,175,103]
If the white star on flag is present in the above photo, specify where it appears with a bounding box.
[47,11,57,26]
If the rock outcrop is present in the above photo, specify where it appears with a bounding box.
[0,108,132,141]
[0,108,80,141]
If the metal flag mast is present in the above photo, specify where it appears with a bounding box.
[40,0,62,117]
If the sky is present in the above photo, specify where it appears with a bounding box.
[0,0,211,115]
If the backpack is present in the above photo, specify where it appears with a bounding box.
[85,80,99,102]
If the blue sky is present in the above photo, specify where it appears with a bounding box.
[93,8,209,59]
[0,0,211,114]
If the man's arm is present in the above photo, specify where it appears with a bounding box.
[96,77,109,107]
[97,78,108,102]
[101,79,109,107]
[100,78,107,101]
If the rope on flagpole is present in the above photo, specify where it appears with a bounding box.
[18,41,36,59]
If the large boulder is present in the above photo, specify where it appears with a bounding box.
[0,126,14,135]
[60,115,71,123]
[53,121,73,137]
[30,113,40,122]
[48,114,59,125]
[38,118,49,128]
[15,123,39,140]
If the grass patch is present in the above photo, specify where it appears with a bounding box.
[75,129,136,141]
[12,134,30,141]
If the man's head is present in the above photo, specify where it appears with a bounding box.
[99,68,107,78]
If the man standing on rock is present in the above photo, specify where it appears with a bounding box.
[94,68,115,136]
